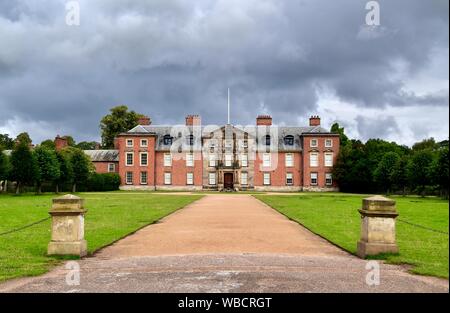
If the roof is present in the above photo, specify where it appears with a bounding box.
[122,123,334,151]
[83,150,119,162]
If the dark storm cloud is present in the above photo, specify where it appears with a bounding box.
[0,0,448,144]
[355,115,400,142]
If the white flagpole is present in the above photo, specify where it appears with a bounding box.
[227,88,230,124]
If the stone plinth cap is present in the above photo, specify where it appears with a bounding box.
[50,194,86,214]
[360,195,397,216]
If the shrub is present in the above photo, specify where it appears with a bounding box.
[85,173,121,191]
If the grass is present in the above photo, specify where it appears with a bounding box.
[0,192,202,282]
[255,193,449,279]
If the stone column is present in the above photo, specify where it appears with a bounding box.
[48,194,87,257]
[357,195,399,258]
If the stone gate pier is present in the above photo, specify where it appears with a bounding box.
[357,195,399,258]
[48,194,87,257]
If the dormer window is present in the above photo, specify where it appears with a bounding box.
[284,135,294,146]
[264,135,271,146]
[163,135,173,145]
[187,134,195,146]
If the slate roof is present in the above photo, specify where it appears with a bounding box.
[124,124,333,151]
[83,150,119,162]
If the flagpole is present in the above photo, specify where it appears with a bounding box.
[227,88,230,124]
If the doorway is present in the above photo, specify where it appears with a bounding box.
[224,173,234,189]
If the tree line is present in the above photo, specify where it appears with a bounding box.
[0,133,92,194]
[331,123,449,198]
[0,105,141,194]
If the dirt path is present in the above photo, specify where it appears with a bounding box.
[1,195,447,293]
[96,194,345,257]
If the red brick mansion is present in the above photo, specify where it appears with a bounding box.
[79,114,339,191]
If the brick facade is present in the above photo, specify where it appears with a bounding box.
[92,115,340,191]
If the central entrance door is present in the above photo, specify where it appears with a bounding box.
[224,173,234,189]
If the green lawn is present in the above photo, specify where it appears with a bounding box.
[255,194,449,279]
[0,193,202,282]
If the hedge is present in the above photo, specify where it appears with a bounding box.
[85,173,121,191]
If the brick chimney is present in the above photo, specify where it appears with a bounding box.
[185,115,201,126]
[309,115,321,126]
[54,135,68,151]
[137,116,151,126]
[256,115,272,126]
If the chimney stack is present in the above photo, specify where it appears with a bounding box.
[256,115,272,126]
[309,115,321,127]
[54,135,68,151]
[137,116,151,126]
[185,115,201,126]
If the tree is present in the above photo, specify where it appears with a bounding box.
[407,150,434,196]
[40,139,56,150]
[412,138,439,152]
[373,152,400,194]
[333,140,373,193]
[0,147,10,192]
[391,156,409,196]
[9,142,39,194]
[63,135,76,147]
[76,141,99,150]
[34,147,60,194]
[330,123,349,146]
[0,134,14,149]
[100,105,144,148]
[15,132,32,146]
[69,148,91,192]
[432,146,449,199]
[55,151,73,193]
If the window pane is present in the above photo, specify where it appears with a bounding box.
[187,173,193,185]
[241,154,248,167]
[126,172,133,184]
[186,153,194,166]
[310,153,318,167]
[263,173,270,185]
[209,154,216,167]
[209,173,216,185]
[286,173,293,185]
[164,173,171,185]
[311,173,318,185]
[286,153,293,167]
[263,153,271,167]
[326,173,332,185]
[325,153,333,167]
[140,153,148,166]
[164,154,171,166]
[241,172,248,185]
[126,153,133,165]
[140,172,147,184]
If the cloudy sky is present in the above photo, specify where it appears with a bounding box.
[0,0,448,146]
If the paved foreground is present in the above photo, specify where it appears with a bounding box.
[1,195,448,292]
